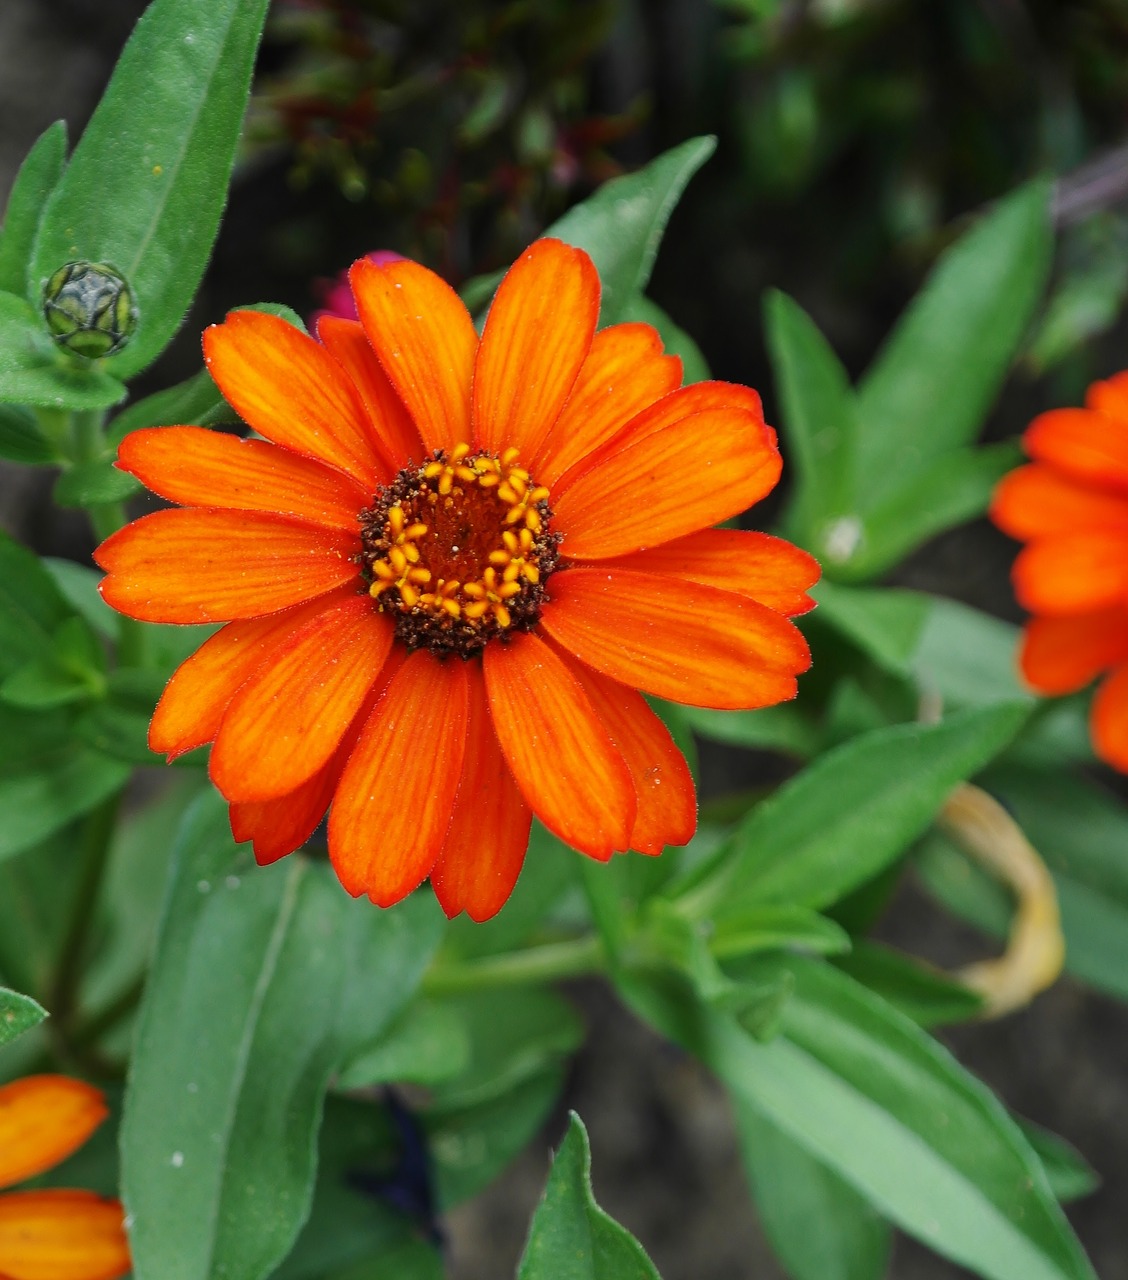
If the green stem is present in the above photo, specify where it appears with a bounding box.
[49,789,124,1034]
[421,936,604,996]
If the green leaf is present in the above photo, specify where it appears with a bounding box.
[1,615,106,709]
[544,137,716,325]
[737,1105,890,1280]
[41,557,120,641]
[0,293,125,410]
[0,987,46,1046]
[912,597,1031,708]
[711,905,852,958]
[833,941,983,1026]
[0,404,58,464]
[855,182,1052,506]
[1017,1119,1099,1205]
[698,703,1029,916]
[31,0,273,380]
[812,580,930,676]
[337,999,471,1089]
[619,295,710,383]
[626,960,1095,1280]
[678,703,820,757]
[54,459,141,507]
[842,442,1022,582]
[517,1113,662,1280]
[76,668,169,766]
[0,530,76,678]
[121,791,445,1280]
[106,367,228,448]
[764,289,857,541]
[0,121,67,297]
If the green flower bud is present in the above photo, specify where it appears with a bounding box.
[42,260,138,360]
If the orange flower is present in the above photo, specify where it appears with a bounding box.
[0,1076,131,1280]
[96,239,817,919]
[991,370,1128,771]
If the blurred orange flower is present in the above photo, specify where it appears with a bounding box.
[97,239,816,919]
[991,370,1128,771]
[0,1076,130,1280]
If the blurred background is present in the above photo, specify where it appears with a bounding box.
[3,1,1128,1276]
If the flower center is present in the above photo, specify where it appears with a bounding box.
[358,443,560,658]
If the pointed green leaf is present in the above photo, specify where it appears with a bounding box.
[106,367,228,448]
[855,182,1052,505]
[912,597,1031,707]
[0,987,47,1046]
[42,557,120,641]
[121,791,444,1280]
[619,295,710,383]
[0,404,58,464]
[812,580,930,675]
[0,121,67,297]
[833,941,983,1026]
[0,531,83,677]
[0,293,125,410]
[1017,1120,1099,1205]
[545,137,716,325]
[31,0,273,380]
[517,1114,662,1280]
[53,458,141,507]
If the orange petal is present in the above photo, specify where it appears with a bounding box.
[1024,407,1128,493]
[991,463,1128,541]
[483,631,634,860]
[0,1191,129,1280]
[1012,532,1128,615]
[430,663,532,921]
[1085,370,1128,425]
[95,508,359,624]
[316,316,425,468]
[202,310,388,489]
[1092,664,1128,772]
[210,595,392,803]
[117,427,368,531]
[599,529,820,616]
[554,381,766,492]
[1020,607,1128,695]
[329,651,469,905]
[472,239,599,459]
[533,321,683,487]
[351,256,478,453]
[149,589,357,759]
[561,651,696,855]
[553,407,781,559]
[230,650,407,864]
[541,567,810,709]
[0,1078,107,1190]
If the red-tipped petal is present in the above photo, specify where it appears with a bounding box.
[562,651,696,855]
[483,631,634,860]
[600,529,820,616]
[203,310,388,488]
[95,508,359,624]
[117,427,368,531]
[0,1078,107,1191]
[351,256,478,454]
[542,567,810,709]
[430,663,532,921]
[210,595,392,803]
[329,652,469,906]
[472,239,599,459]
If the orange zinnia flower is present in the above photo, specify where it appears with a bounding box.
[991,369,1128,771]
[0,1076,131,1280]
[96,239,816,919]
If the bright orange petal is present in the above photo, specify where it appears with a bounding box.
[553,407,781,559]
[329,651,469,905]
[430,663,532,921]
[1024,407,1128,494]
[1020,607,1128,695]
[599,529,820,616]
[316,316,425,467]
[149,589,357,759]
[95,508,359,624]
[202,310,388,488]
[554,381,766,492]
[541,567,810,709]
[1085,370,1128,424]
[472,239,599,458]
[561,651,696,855]
[1092,663,1128,772]
[0,1191,129,1280]
[351,256,478,453]
[483,631,634,860]
[1013,531,1128,615]
[210,595,392,803]
[0,1078,107,1191]
[117,426,368,531]
[991,463,1128,541]
[533,321,683,487]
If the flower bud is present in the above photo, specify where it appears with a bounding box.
[42,260,137,359]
